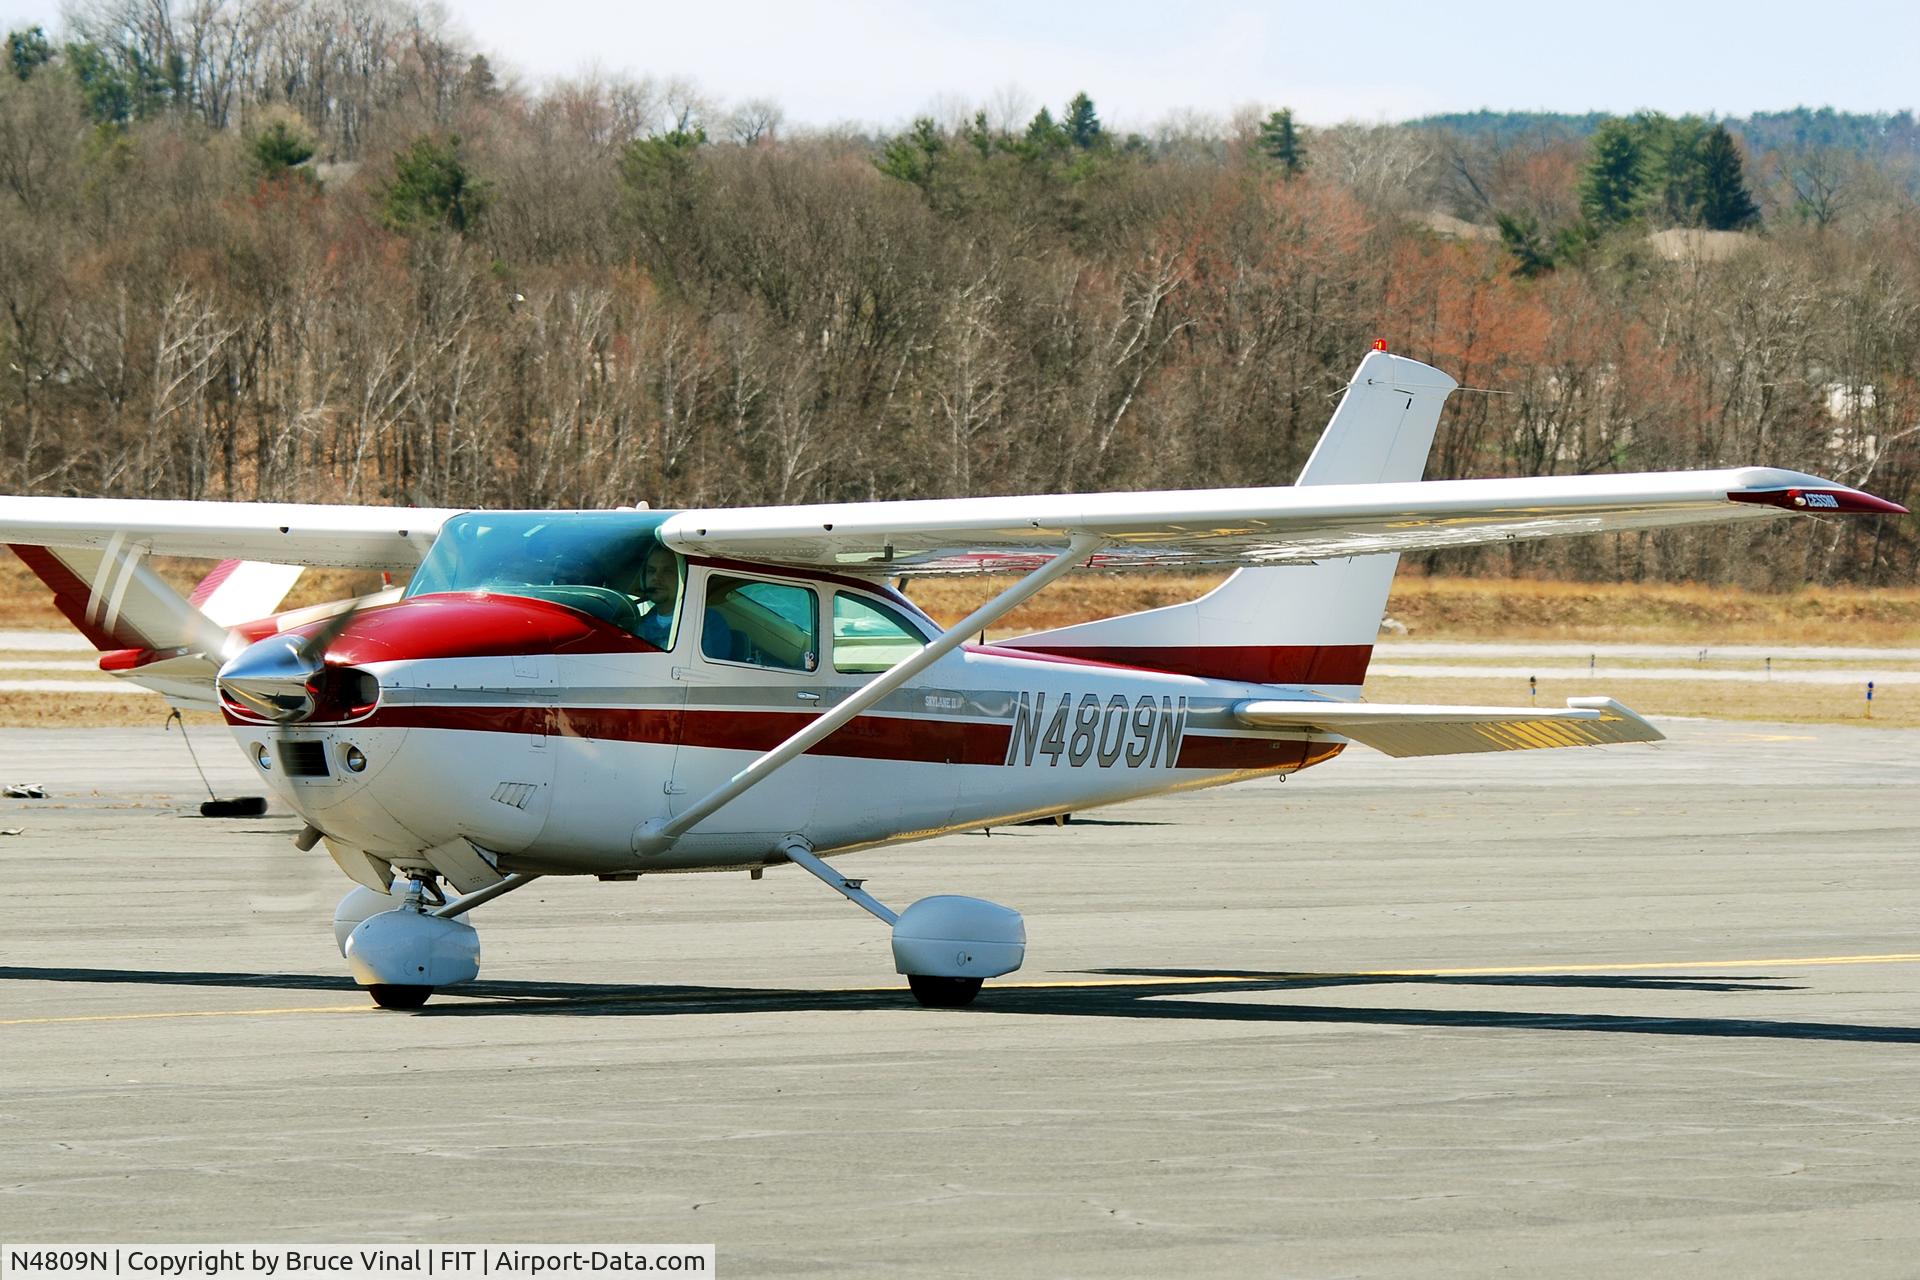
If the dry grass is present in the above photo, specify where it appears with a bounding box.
[909,571,1920,647]
[1380,575,1920,646]
[0,694,226,729]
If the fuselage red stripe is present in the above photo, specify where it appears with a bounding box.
[332,704,1322,770]
[995,642,1373,686]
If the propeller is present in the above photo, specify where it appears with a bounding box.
[216,601,364,723]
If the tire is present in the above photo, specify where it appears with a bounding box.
[199,796,268,818]
[907,975,983,1008]
[366,984,433,1010]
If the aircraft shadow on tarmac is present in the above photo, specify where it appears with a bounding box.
[7,963,1920,1044]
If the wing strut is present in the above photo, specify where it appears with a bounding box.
[631,534,1103,856]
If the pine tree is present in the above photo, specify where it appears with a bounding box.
[253,120,315,178]
[876,117,943,188]
[64,40,134,123]
[1258,108,1305,177]
[381,134,488,235]
[1698,124,1759,230]
[1496,211,1555,277]
[1639,115,1709,226]
[1063,93,1101,149]
[462,55,498,101]
[6,26,51,80]
[1023,105,1065,154]
[1579,119,1644,227]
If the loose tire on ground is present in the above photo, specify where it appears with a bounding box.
[199,797,268,818]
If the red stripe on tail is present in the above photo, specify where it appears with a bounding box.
[995,642,1372,686]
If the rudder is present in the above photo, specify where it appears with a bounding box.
[1000,350,1457,694]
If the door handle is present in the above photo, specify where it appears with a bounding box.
[796,691,821,702]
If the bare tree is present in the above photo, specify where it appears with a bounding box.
[725,97,783,147]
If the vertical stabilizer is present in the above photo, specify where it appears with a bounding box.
[1000,350,1457,695]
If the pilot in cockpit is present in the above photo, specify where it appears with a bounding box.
[634,544,680,648]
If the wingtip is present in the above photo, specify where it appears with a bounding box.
[1727,486,1909,516]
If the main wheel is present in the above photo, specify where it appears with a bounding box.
[907,975,983,1008]
[366,984,433,1010]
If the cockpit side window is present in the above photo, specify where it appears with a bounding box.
[702,575,818,671]
[832,592,930,673]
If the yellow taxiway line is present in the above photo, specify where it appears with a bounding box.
[0,1003,374,1026]
[6,952,1920,1026]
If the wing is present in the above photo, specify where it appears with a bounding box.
[0,496,462,568]
[1234,696,1663,757]
[658,468,1905,574]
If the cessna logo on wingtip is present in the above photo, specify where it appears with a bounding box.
[1803,492,1840,509]
[1004,691,1189,769]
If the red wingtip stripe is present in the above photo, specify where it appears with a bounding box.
[1728,487,1910,516]
[187,558,242,608]
[6,543,137,650]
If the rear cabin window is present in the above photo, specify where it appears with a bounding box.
[702,575,819,671]
[832,593,928,673]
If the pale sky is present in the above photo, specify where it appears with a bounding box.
[5,0,1917,130]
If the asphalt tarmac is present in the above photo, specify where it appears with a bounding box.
[3,719,1919,1276]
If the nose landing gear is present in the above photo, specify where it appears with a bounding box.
[334,871,540,1009]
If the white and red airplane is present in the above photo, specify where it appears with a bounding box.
[2,350,1906,1008]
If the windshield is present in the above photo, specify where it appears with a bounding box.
[407,511,681,642]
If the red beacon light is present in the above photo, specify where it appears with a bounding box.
[1371,338,1389,352]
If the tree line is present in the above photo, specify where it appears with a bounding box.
[2,0,1916,589]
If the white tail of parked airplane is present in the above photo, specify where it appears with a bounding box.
[1001,349,1456,692]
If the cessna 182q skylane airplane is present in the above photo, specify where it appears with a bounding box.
[2,350,1907,1008]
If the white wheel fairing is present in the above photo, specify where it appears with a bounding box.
[333,883,396,954]
[892,896,1026,979]
[343,910,480,989]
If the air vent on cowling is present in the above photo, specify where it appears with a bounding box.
[277,740,330,778]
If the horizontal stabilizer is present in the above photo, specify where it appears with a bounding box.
[1232,696,1664,757]
[190,559,306,627]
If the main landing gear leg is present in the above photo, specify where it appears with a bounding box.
[777,837,1026,1010]
[334,871,541,1010]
